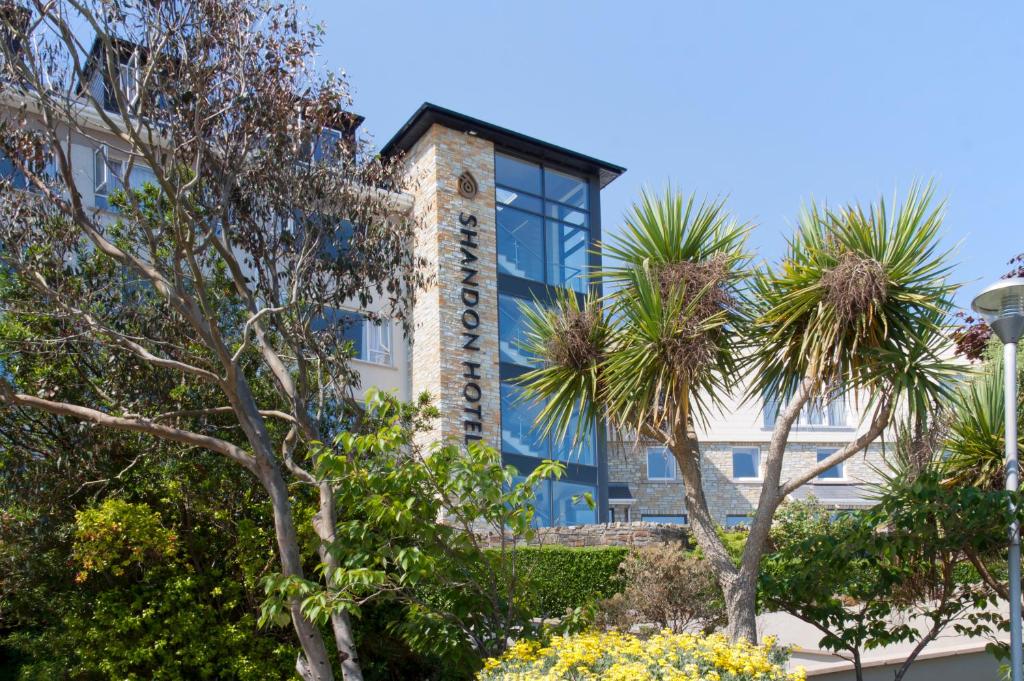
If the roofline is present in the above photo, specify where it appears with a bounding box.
[381,102,626,189]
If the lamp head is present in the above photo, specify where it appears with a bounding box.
[972,277,1024,344]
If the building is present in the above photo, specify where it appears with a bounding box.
[606,383,888,527]
[2,30,890,528]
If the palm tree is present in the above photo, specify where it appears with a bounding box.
[941,349,1024,489]
[517,184,958,641]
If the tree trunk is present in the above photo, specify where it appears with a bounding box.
[262,467,336,681]
[316,482,364,681]
[669,431,752,639]
[221,372,341,681]
[723,570,759,642]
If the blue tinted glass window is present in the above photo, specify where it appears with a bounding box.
[547,221,589,293]
[544,167,589,209]
[496,186,543,214]
[312,308,364,359]
[551,409,595,466]
[0,153,29,190]
[763,388,780,428]
[827,394,846,426]
[642,514,688,525]
[495,154,541,194]
[552,481,596,525]
[545,201,589,227]
[647,447,675,480]
[732,448,759,479]
[498,294,537,366]
[500,382,547,458]
[816,448,844,479]
[495,154,591,291]
[496,206,545,282]
[510,475,552,528]
[725,515,752,528]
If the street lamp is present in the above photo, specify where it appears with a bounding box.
[972,276,1024,681]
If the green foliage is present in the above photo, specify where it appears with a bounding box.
[258,389,572,679]
[72,500,178,582]
[508,546,628,618]
[761,482,1014,679]
[942,346,1024,490]
[748,183,958,416]
[517,187,750,442]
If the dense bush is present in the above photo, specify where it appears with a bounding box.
[507,546,629,618]
[477,631,805,681]
[597,545,725,634]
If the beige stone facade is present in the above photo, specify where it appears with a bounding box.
[402,124,501,450]
[607,435,887,525]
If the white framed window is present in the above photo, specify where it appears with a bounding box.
[764,389,847,429]
[94,146,157,211]
[364,320,392,366]
[731,447,760,480]
[646,447,676,481]
[816,448,845,480]
[118,52,141,106]
[94,146,121,210]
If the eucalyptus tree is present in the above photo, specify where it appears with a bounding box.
[0,2,423,679]
[518,186,957,641]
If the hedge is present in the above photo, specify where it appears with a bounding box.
[502,546,629,618]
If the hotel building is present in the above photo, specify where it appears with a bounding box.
[1,33,888,528]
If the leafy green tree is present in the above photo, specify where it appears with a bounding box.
[0,2,423,678]
[761,487,1007,681]
[517,186,957,640]
[258,390,577,679]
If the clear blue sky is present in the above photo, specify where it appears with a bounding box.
[310,1,1022,310]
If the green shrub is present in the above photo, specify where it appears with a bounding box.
[505,546,629,618]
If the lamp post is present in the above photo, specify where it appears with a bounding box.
[972,277,1024,681]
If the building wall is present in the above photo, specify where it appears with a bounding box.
[402,124,501,449]
[607,377,893,524]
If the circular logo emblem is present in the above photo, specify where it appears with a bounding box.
[457,171,478,199]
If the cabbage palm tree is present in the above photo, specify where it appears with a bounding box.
[942,350,1024,490]
[517,184,958,642]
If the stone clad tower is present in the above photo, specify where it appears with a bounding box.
[383,104,625,524]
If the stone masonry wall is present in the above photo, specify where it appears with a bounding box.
[403,124,500,449]
[607,438,887,524]
[477,521,690,549]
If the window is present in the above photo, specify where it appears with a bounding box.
[511,476,595,527]
[364,320,392,365]
[1,149,54,190]
[313,309,392,366]
[552,480,597,526]
[94,146,157,211]
[498,294,539,366]
[725,514,752,528]
[118,53,140,106]
[732,447,760,479]
[500,382,595,465]
[763,388,847,429]
[647,447,676,481]
[642,514,687,525]
[495,152,591,292]
[816,448,844,480]
[500,382,549,459]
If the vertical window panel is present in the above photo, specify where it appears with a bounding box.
[496,206,545,282]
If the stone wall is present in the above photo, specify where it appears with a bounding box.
[402,124,501,450]
[607,438,887,524]
[477,521,690,549]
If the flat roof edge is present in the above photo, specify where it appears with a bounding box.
[381,102,626,189]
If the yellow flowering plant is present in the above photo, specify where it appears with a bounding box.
[477,630,805,681]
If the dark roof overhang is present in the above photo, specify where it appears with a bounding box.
[381,102,625,189]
